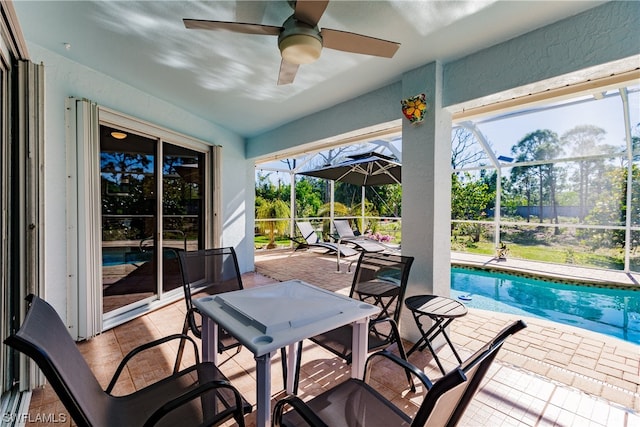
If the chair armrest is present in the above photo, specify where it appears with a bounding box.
[364,350,434,391]
[106,334,200,394]
[272,395,329,427]
[143,379,246,427]
[186,307,202,337]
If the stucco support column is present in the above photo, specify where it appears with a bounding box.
[400,62,452,343]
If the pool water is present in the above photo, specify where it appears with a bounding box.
[451,267,640,344]
[102,247,181,267]
[102,247,153,267]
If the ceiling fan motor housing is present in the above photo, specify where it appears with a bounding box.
[278,15,323,64]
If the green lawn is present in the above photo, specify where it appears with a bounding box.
[255,227,630,271]
[454,240,625,270]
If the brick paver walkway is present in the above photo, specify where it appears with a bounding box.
[24,248,639,426]
[255,249,640,419]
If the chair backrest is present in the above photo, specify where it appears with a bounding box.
[4,295,108,427]
[350,251,414,323]
[296,221,321,244]
[414,320,527,427]
[333,219,357,239]
[178,247,243,312]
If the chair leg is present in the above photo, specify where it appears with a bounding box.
[388,320,415,392]
[173,317,190,373]
[280,347,287,389]
[293,341,302,394]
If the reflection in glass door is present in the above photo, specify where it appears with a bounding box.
[100,127,157,314]
[162,143,205,293]
[100,126,205,316]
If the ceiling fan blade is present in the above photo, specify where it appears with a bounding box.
[294,0,329,27]
[184,19,281,36]
[321,28,400,58]
[277,60,299,85]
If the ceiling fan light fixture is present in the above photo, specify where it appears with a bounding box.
[279,34,322,64]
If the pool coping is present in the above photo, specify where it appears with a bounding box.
[451,253,640,291]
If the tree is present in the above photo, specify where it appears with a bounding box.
[294,177,324,218]
[510,130,563,225]
[562,125,612,221]
[101,151,154,240]
[451,172,494,242]
[255,197,290,249]
[451,126,489,171]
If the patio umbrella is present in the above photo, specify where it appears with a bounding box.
[299,152,401,186]
[299,151,402,271]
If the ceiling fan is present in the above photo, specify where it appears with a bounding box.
[184,0,400,85]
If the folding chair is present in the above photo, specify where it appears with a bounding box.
[5,295,251,427]
[273,320,527,427]
[174,247,244,372]
[290,252,414,393]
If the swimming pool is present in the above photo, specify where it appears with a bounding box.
[102,247,153,267]
[451,267,640,344]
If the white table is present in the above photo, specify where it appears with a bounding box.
[193,279,381,427]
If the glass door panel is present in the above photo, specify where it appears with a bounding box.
[162,143,205,293]
[100,126,157,314]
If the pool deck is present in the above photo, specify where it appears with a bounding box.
[25,249,639,426]
[255,249,639,425]
[451,251,640,289]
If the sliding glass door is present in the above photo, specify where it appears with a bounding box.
[100,125,205,316]
[161,143,205,293]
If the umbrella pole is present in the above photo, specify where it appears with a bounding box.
[361,186,365,233]
[331,180,342,272]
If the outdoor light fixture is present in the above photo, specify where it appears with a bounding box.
[111,131,127,140]
[278,16,322,65]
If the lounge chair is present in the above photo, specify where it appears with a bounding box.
[273,320,527,427]
[333,219,392,253]
[4,294,251,427]
[292,221,358,258]
[289,251,415,394]
[174,247,244,372]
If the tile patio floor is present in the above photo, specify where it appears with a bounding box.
[25,249,639,426]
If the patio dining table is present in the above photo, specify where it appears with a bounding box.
[193,279,381,427]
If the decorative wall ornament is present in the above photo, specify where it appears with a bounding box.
[401,93,427,124]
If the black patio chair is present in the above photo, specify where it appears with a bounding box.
[290,251,414,393]
[174,247,244,372]
[4,294,251,427]
[273,320,527,427]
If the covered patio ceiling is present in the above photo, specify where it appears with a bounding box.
[13,0,607,138]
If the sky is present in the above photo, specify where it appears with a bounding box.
[473,87,639,161]
[257,84,640,179]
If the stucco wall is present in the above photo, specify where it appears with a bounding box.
[26,44,252,317]
[444,0,640,107]
[246,81,402,160]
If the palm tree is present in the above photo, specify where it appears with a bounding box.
[255,197,290,249]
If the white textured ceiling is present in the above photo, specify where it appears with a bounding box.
[14,1,605,137]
